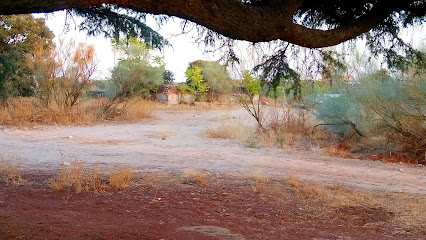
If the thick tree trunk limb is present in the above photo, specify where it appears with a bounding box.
[0,0,413,47]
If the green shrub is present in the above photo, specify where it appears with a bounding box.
[315,69,426,162]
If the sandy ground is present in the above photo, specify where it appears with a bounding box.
[0,107,425,195]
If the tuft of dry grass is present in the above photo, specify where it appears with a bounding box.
[109,165,133,190]
[287,175,385,209]
[156,126,175,140]
[47,154,133,193]
[257,131,277,148]
[204,120,253,142]
[0,154,30,186]
[249,172,270,193]
[2,165,29,186]
[47,158,86,193]
[181,169,211,186]
[85,166,106,192]
[287,174,301,188]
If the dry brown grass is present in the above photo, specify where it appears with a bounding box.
[260,106,313,148]
[0,97,99,125]
[389,194,426,228]
[257,131,277,147]
[84,166,106,192]
[287,175,385,209]
[47,158,86,193]
[109,165,133,190]
[249,172,270,193]
[204,120,253,143]
[158,101,232,112]
[0,97,156,126]
[209,105,315,149]
[288,175,426,229]
[181,169,211,186]
[0,154,30,186]
[47,155,133,193]
[121,99,156,120]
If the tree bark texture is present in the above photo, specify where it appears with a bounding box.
[0,0,414,48]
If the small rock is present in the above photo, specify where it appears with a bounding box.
[398,168,405,173]
[67,135,73,139]
[62,162,71,166]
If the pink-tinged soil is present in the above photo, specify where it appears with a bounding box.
[1,174,423,240]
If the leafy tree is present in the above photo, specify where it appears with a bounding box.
[188,60,233,97]
[104,38,164,116]
[108,58,163,98]
[238,70,265,131]
[181,66,210,101]
[0,15,54,101]
[162,70,175,84]
[253,49,301,100]
[27,39,98,108]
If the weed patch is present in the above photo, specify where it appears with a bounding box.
[0,154,29,186]
[47,155,133,193]
[204,120,253,142]
[181,169,211,186]
[287,175,385,209]
[109,165,133,190]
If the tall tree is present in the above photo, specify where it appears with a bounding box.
[0,14,54,101]
[188,60,233,97]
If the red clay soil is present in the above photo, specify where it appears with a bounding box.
[0,174,424,240]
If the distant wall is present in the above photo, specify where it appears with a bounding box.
[155,93,180,105]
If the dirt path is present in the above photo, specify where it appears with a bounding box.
[0,107,425,194]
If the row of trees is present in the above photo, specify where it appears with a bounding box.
[0,15,99,110]
[0,15,176,118]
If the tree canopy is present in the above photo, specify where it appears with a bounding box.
[0,14,54,100]
[0,0,424,48]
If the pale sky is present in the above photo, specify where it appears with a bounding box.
[38,11,425,82]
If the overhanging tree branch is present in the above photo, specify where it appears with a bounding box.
[0,0,422,48]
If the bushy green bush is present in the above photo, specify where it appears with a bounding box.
[102,38,164,117]
[186,60,233,99]
[353,72,425,159]
[315,69,426,162]
[108,59,163,98]
[316,93,366,139]
[181,66,210,101]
